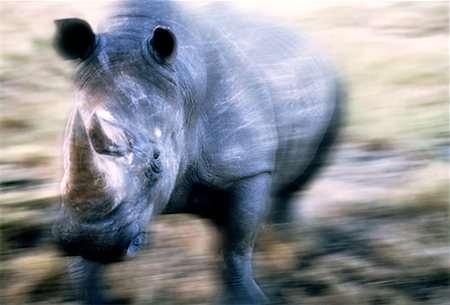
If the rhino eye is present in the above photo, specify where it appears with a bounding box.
[153,150,160,160]
[145,149,162,183]
[151,149,162,173]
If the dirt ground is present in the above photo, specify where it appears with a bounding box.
[1,1,449,305]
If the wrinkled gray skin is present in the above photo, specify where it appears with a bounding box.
[52,1,343,304]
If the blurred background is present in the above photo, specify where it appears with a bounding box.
[0,1,448,304]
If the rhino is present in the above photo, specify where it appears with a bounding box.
[52,1,343,304]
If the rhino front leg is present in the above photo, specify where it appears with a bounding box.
[66,256,110,305]
[218,173,271,305]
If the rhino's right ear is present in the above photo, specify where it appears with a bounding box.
[53,18,96,60]
[150,26,177,64]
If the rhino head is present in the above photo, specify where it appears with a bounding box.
[52,18,185,263]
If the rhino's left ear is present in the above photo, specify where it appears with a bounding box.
[54,18,96,60]
[150,26,177,64]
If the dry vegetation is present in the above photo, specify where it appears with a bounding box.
[1,1,448,305]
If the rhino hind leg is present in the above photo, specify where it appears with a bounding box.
[270,90,343,225]
[217,173,271,305]
[269,193,295,224]
[269,131,340,224]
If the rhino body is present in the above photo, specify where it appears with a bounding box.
[53,1,343,304]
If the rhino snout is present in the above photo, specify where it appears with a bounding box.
[53,213,142,263]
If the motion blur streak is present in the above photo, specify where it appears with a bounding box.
[0,2,448,305]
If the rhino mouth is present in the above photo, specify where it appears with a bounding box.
[126,232,148,256]
[53,208,148,263]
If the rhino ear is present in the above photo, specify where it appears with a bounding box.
[150,26,177,64]
[54,18,96,60]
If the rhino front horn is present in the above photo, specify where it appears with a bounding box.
[64,110,119,218]
[68,109,100,182]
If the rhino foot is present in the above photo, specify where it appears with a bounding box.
[67,256,131,305]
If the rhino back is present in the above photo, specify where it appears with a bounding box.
[191,4,339,190]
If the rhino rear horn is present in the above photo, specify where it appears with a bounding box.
[54,18,96,60]
[89,113,129,156]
